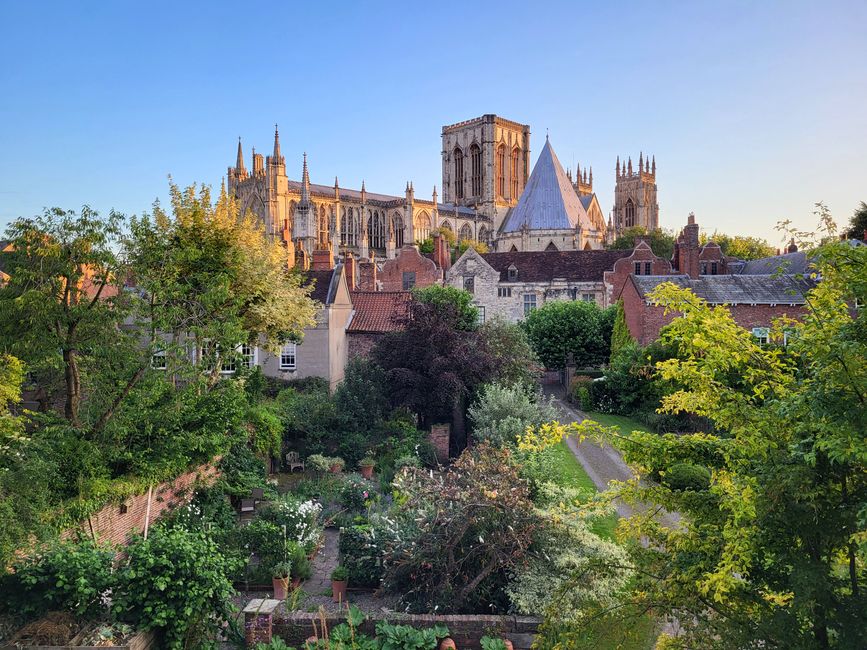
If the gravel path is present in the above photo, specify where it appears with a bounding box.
[544,386,680,528]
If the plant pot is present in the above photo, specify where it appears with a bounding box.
[330,464,343,474]
[272,576,290,600]
[331,579,348,602]
[291,577,302,590]
[359,464,374,479]
[503,641,514,650]
[439,639,457,650]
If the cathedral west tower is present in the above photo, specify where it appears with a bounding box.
[612,152,658,235]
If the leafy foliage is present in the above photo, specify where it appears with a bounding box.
[606,226,676,259]
[468,382,556,447]
[113,526,238,649]
[699,230,775,260]
[609,300,633,361]
[478,316,541,389]
[522,300,615,369]
[412,284,479,331]
[844,200,867,240]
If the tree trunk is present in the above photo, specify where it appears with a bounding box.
[63,347,80,426]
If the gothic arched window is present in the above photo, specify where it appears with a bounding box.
[440,221,453,234]
[369,210,385,250]
[470,143,482,197]
[340,208,348,246]
[625,199,636,228]
[510,148,520,199]
[459,223,472,242]
[415,211,431,242]
[497,144,506,197]
[454,148,464,200]
[478,225,489,244]
[318,205,328,246]
[392,214,404,248]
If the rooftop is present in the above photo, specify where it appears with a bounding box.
[631,274,815,305]
[347,291,412,333]
[481,249,630,283]
[500,138,594,233]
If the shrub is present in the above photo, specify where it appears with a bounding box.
[239,519,286,582]
[307,454,333,473]
[257,496,323,553]
[218,443,270,498]
[339,521,394,588]
[662,463,712,492]
[468,382,557,447]
[0,539,115,618]
[375,621,450,649]
[331,565,348,581]
[569,375,595,411]
[287,541,312,581]
[338,474,375,512]
[246,404,282,458]
[113,526,238,649]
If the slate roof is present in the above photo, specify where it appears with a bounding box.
[481,250,631,283]
[738,251,811,275]
[500,138,593,233]
[347,291,412,333]
[631,274,815,305]
[303,266,342,304]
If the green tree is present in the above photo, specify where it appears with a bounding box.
[700,231,775,260]
[0,207,132,426]
[456,239,489,255]
[608,300,633,361]
[606,226,676,259]
[0,354,25,442]
[412,284,479,331]
[844,200,867,240]
[564,236,867,648]
[468,382,556,447]
[522,301,614,369]
[478,316,541,388]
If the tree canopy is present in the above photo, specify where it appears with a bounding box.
[844,200,867,240]
[606,226,676,259]
[412,284,479,331]
[522,300,615,370]
[700,231,775,260]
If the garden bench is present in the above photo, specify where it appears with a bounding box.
[239,498,256,514]
[285,451,305,472]
[251,487,264,503]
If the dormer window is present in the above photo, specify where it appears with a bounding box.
[507,265,518,280]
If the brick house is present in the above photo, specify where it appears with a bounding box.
[346,291,412,359]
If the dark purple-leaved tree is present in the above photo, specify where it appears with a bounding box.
[372,300,498,454]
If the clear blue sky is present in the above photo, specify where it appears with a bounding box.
[2,1,865,245]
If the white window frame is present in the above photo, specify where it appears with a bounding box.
[581,293,595,302]
[280,342,297,370]
[498,287,512,298]
[476,305,485,325]
[752,327,769,345]
[238,343,257,370]
[151,347,167,371]
[523,293,537,316]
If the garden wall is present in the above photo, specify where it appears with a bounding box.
[272,611,540,649]
[61,461,219,548]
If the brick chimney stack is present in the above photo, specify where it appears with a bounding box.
[312,242,334,272]
[676,213,701,278]
[344,252,356,290]
[786,238,798,254]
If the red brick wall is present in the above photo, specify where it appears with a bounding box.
[604,241,671,305]
[379,246,442,292]
[62,462,219,548]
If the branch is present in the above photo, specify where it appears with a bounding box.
[91,366,146,435]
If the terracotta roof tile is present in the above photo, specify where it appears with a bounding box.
[482,249,630,283]
[348,291,412,333]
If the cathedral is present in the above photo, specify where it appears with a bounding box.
[227,114,659,265]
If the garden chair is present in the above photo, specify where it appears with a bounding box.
[285,451,305,473]
[251,487,264,503]
[239,498,255,514]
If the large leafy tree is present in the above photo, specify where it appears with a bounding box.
[522,300,615,370]
[565,236,867,648]
[606,226,676,259]
[0,207,132,426]
[478,316,541,388]
[844,200,867,240]
[700,231,775,260]
[372,300,497,451]
[412,284,478,331]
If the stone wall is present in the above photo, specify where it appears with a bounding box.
[61,462,219,549]
[272,611,540,650]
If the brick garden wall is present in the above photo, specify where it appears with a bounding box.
[61,461,219,548]
[272,611,540,650]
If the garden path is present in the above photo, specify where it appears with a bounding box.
[304,527,339,596]
[544,386,680,528]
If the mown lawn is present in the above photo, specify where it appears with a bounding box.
[546,411,660,650]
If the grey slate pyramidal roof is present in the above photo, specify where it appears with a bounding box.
[500,137,593,233]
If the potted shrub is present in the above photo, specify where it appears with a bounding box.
[329,456,346,474]
[271,560,293,600]
[307,454,332,473]
[331,564,348,603]
[358,456,376,479]
[439,639,457,650]
[288,542,312,589]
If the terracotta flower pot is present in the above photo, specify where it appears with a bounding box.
[305,635,318,649]
[359,464,374,479]
[272,576,289,600]
[330,463,342,474]
[503,641,514,650]
[291,577,302,590]
[331,579,348,603]
[439,639,457,650]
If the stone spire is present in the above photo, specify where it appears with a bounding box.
[651,155,656,175]
[272,124,283,163]
[589,166,593,186]
[639,152,644,173]
[300,153,310,204]
[432,185,438,205]
[235,137,246,174]
[628,157,633,175]
[616,156,621,179]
